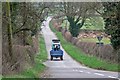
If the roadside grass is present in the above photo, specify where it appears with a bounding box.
[0,75,2,80]
[49,20,119,72]
[2,35,47,79]
[79,38,111,44]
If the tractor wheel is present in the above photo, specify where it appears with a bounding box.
[51,56,53,61]
[60,56,63,60]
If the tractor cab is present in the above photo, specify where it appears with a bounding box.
[52,39,60,50]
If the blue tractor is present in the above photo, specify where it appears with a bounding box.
[50,39,63,60]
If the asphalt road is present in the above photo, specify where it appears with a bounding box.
[41,17,119,79]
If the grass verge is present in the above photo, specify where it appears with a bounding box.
[49,20,119,72]
[2,35,47,79]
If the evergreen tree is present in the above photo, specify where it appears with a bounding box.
[103,2,120,50]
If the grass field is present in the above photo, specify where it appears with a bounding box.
[61,17,105,30]
[61,17,110,44]
[0,75,2,80]
[2,35,47,79]
[80,37,111,44]
[50,20,119,72]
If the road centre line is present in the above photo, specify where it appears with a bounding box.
[79,71,83,72]
[86,72,91,74]
[108,76,117,78]
[94,73,105,76]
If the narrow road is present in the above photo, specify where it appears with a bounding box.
[41,17,119,79]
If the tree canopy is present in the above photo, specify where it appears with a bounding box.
[102,2,120,50]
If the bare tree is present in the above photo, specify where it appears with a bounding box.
[2,2,51,74]
[61,2,98,37]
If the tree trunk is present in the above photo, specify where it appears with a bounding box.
[6,2,13,59]
[67,16,85,37]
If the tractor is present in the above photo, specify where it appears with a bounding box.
[50,39,63,60]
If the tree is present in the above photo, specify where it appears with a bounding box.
[63,2,88,37]
[6,2,13,59]
[2,2,50,74]
[59,2,101,37]
[102,2,120,50]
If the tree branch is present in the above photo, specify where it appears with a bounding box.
[13,28,30,35]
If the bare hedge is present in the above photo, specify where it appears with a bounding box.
[2,36,38,75]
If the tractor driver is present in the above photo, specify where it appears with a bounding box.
[54,44,60,50]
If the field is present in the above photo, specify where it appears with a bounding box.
[60,16,110,44]
[79,37,111,44]
[61,17,105,30]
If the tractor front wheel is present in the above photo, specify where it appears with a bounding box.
[60,56,63,60]
[51,56,53,61]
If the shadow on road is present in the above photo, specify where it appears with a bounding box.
[47,58,63,61]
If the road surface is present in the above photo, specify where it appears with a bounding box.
[41,17,119,79]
